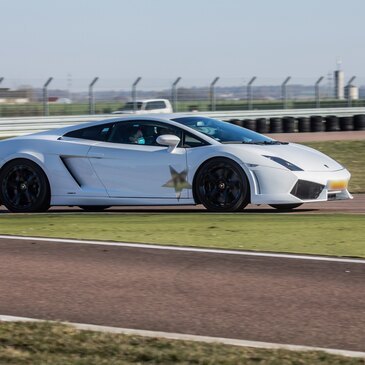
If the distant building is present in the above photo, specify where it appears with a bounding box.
[334,70,344,99]
[0,88,31,104]
[344,84,359,100]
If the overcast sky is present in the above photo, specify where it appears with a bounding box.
[1,0,364,87]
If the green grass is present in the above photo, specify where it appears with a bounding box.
[0,322,363,365]
[0,214,364,258]
[304,141,365,193]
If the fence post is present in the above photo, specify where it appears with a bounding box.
[315,76,324,108]
[0,78,3,117]
[132,77,142,112]
[346,76,356,108]
[171,77,181,112]
[210,77,219,111]
[43,77,53,116]
[247,76,257,110]
[89,77,99,115]
[281,76,291,109]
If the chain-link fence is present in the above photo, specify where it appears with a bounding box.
[0,76,364,117]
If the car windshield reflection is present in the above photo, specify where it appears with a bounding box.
[172,116,275,144]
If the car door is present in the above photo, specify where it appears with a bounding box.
[87,120,190,199]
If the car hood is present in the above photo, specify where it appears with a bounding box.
[228,142,343,172]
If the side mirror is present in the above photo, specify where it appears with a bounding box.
[156,134,180,152]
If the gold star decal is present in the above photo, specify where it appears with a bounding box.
[163,166,192,200]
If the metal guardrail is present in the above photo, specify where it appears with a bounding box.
[0,107,365,137]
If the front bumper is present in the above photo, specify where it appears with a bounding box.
[248,166,352,205]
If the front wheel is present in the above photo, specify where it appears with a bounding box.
[270,204,302,210]
[195,158,249,212]
[0,159,50,213]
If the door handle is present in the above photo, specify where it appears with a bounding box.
[88,152,104,158]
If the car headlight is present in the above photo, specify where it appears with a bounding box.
[263,155,303,171]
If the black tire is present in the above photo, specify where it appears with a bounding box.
[79,206,111,212]
[269,118,283,133]
[298,117,311,132]
[270,204,302,210]
[0,159,50,213]
[256,118,268,134]
[339,116,353,131]
[243,119,256,131]
[195,158,249,212]
[354,114,365,131]
[325,115,339,132]
[310,116,324,132]
[229,119,243,127]
[282,116,295,133]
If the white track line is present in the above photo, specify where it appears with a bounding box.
[0,234,364,264]
[0,315,364,359]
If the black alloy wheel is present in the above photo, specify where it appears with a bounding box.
[79,206,111,212]
[269,203,302,210]
[196,158,249,212]
[0,159,50,213]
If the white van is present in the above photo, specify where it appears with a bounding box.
[112,99,173,114]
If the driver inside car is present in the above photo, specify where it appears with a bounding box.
[128,127,145,145]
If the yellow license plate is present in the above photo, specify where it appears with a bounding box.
[328,180,348,190]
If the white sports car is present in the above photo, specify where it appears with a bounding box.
[0,115,352,213]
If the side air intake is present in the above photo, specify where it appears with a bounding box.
[290,180,324,200]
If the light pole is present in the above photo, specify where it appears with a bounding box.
[132,77,142,112]
[171,77,181,112]
[247,76,257,110]
[88,77,99,115]
[315,76,324,108]
[281,76,291,109]
[43,77,53,116]
[346,76,356,107]
[210,77,219,111]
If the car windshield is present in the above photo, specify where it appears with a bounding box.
[172,116,276,144]
[122,102,143,111]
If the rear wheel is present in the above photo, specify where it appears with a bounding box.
[195,158,249,212]
[270,204,302,210]
[79,206,111,212]
[0,159,50,213]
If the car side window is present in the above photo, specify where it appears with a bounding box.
[107,121,182,146]
[145,101,166,110]
[183,132,209,148]
[63,123,114,141]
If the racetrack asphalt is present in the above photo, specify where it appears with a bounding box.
[0,236,364,352]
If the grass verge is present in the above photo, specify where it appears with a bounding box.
[303,140,365,193]
[0,213,364,258]
[0,322,363,365]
